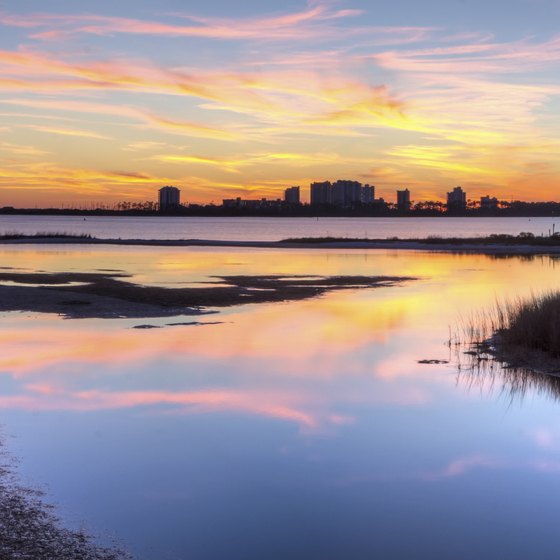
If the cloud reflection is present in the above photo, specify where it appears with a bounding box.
[0,284,433,432]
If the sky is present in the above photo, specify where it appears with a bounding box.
[1,0,560,207]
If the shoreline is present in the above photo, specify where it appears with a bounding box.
[2,236,560,255]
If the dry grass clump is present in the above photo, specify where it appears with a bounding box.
[451,294,560,403]
[496,293,560,357]
[455,291,560,378]
[460,292,560,355]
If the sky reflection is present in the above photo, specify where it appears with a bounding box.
[4,248,560,559]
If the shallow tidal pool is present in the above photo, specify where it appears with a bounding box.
[1,245,560,559]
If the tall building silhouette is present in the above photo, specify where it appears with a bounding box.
[159,186,181,211]
[397,189,411,212]
[284,186,300,205]
[447,186,466,211]
[310,181,333,205]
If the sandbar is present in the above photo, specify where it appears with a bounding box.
[0,271,414,319]
[2,235,560,255]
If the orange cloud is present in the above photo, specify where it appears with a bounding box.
[0,3,560,204]
[25,125,110,140]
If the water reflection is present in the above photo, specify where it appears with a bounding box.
[3,248,560,559]
[0,292,425,433]
[456,349,560,404]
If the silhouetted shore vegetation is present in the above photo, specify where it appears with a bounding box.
[0,231,93,240]
[4,198,560,217]
[493,293,560,357]
[460,292,560,375]
[5,232,560,255]
[282,232,560,245]
[3,231,560,247]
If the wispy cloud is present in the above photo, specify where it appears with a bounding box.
[0,4,366,42]
[0,98,242,141]
[0,47,406,145]
[0,142,49,157]
[25,125,110,140]
[155,151,353,173]
[0,3,431,48]
[1,2,560,203]
[373,35,560,74]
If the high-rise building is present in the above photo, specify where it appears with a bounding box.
[159,186,181,211]
[362,185,375,204]
[447,186,466,211]
[480,195,498,211]
[397,189,411,212]
[284,186,300,205]
[310,181,332,206]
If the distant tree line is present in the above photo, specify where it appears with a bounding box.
[3,199,560,217]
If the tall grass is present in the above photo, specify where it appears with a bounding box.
[462,291,560,357]
[498,292,560,356]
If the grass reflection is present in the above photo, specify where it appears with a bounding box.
[455,344,560,404]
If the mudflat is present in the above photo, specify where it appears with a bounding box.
[0,271,414,319]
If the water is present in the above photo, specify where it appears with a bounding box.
[0,214,557,241]
[2,244,560,559]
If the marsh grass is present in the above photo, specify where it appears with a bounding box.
[460,292,560,357]
[497,293,560,357]
[0,231,93,240]
[281,233,560,245]
[450,293,560,403]
[451,290,560,404]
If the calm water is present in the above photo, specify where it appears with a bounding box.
[0,214,558,241]
[2,244,560,559]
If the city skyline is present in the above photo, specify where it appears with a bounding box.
[1,0,560,206]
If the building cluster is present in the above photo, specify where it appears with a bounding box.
[310,180,374,207]
[480,195,499,211]
[446,186,498,211]
[222,186,300,210]
[158,183,500,213]
[222,197,284,210]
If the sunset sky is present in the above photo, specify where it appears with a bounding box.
[1,0,560,206]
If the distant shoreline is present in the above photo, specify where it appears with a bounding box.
[3,235,560,254]
[1,210,560,218]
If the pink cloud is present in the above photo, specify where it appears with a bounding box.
[423,455,503,480]
[0,5,366,42]
[372,35,560,75]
